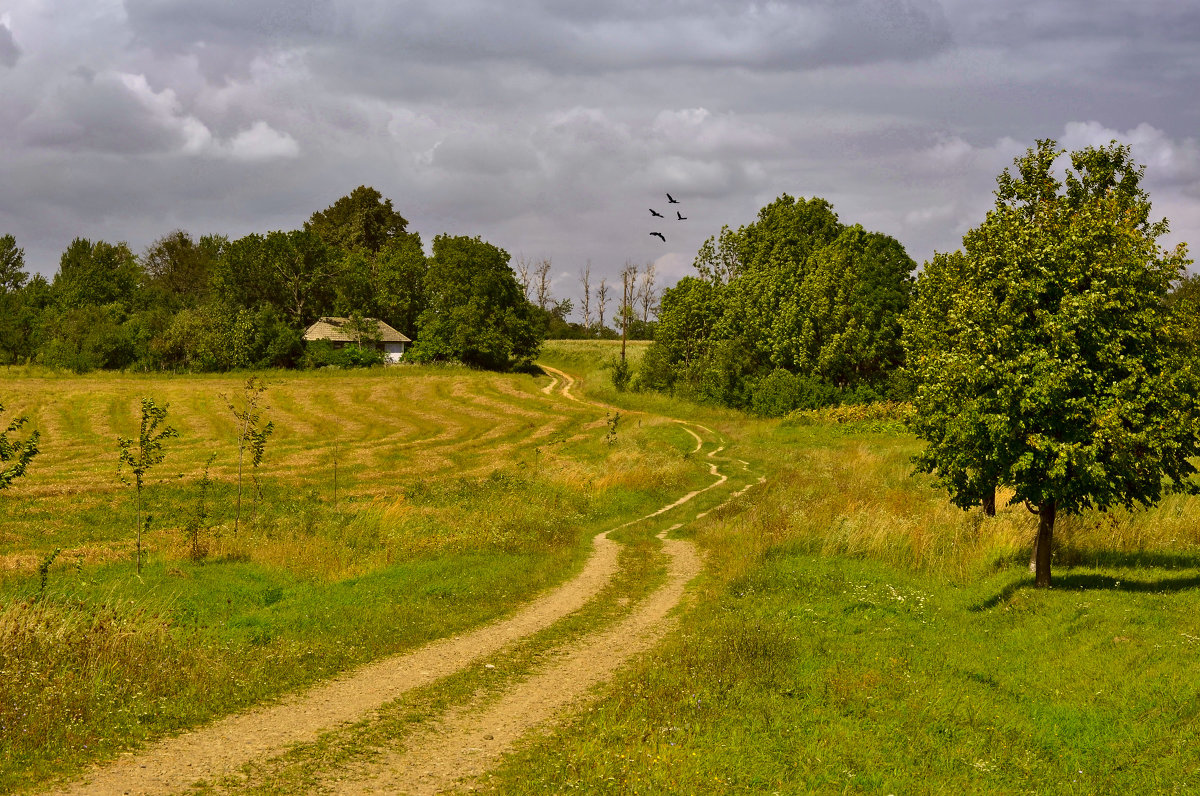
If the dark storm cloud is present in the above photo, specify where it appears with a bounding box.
[2,0,1198,315]
[947,0,1200,45]
[0,22,19,68]
[123,0,952,76]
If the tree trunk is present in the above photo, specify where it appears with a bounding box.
[1034,499,1056,588]
[982,486,996,517]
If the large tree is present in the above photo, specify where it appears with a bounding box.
[306,185,411,256]
[908,139,1199,587]
[410,234,541,369]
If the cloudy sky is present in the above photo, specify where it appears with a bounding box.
[1,0,1197,314]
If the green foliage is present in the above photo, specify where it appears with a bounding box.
[306,186,411,256]
[301,339,385,368]
[140,230,224,311]
[38,304,136,373]
[410,234,543,370]
[53,238,142,310]
[643,194,914,409]
[0,403,40,491]
[0,233,28,294]
[610,355,632,391]
[750,368,841,416]
[184,454,217,561]
[225,377,275,534]
[907,139,1200,586]
[116,399,178,574]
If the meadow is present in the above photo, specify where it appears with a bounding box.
[5,341,1200,794]
[0,350,728,792]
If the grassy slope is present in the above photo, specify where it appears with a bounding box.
[488,340,1200,795]
[0,360,720,792]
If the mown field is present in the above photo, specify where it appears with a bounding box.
[0,345,730,792]
[6,340,1200,794]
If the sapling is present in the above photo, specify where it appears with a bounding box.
[117,398,177,574]
[0,402,40,491]
[224,377,274,535]
[606,412,621,446]
[184,453,217,561]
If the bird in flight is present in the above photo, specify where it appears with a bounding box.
[666,193,680,204]
[676,211,687,220]
[649,208,664,218]
[650,232,666,242]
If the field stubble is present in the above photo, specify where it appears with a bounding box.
[0,360,713,792]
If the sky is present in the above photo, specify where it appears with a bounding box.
[1,0,1198,317]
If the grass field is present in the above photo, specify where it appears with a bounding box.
[0,353,730,792]
[6,340,1200,793]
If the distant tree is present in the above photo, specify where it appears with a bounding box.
[214,230,338,328]
[514,255,532,300]
[777,225,914,386]
[410,235,542,369]
[619,263,638,364]
[53,238,142,309]
[534,258,553,311]
[596,277,610,330]
[0,234,28,294]
[117,398,177,574]
[0,402,39,491]
[373,233,427,337]
[140,231,223,309]
[638,262,658,323]
[579,261,593,330]
[908,139,1200,587]
[306,186,411,255]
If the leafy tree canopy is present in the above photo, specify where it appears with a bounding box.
[306,185,412,255]
[0,234,28,294]
[907,139,1198,587]
[53,238,142,310]
[410,234,542,370]
[642,194,914,408]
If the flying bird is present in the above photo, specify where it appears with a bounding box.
[666,193,680,204]
[649,208,664,218]
[676,211,687,220]
[650,232,666,242]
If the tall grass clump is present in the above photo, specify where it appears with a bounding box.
[0,596,205,789]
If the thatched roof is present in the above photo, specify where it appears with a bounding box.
[303,317,411,343]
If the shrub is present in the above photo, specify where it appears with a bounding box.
[750,368,841,416]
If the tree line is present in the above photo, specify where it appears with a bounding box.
[0,187,559,373]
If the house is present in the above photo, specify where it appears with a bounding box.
[302,316,411,363]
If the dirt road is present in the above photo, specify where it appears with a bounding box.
[50,367,753,795]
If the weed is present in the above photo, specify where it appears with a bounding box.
[37,548,61,596]
[605,411,621,446]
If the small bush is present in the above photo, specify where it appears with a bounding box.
[301,340,384,369]
[750,369,841,416]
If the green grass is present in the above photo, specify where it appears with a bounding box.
[10,342,1200,794]
[482,341,1200,795]
[0,358,723,792]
